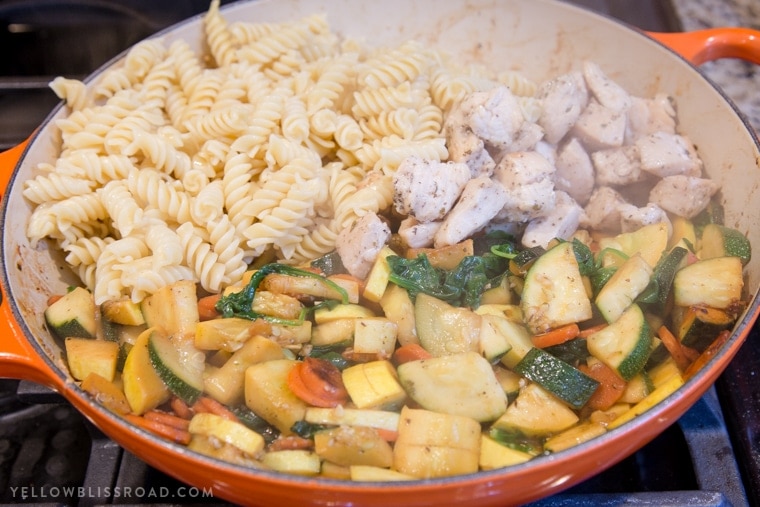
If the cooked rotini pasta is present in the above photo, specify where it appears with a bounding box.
[26,2,540,303]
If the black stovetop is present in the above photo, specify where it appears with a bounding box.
[0,1,758,506]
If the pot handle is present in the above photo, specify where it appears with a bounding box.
[648,27,760,65]
[0,139,57,386]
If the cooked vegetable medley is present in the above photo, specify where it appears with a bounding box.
[33,1,751,482]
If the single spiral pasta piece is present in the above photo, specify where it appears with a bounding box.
[49,77,89,111]
[206,215,247,281]
[281,95,310,143]
[333,114,364,151]
[63,236,114,268]
[54,152,135,184]
[191,179,225,224]
[177,221,228,293]
[123,38,167,83]
[183,105,251,147]
[26,193,109,247]
[351,81,416,119]
[23,172,96,204]
[204,0,238,68]
[125,128,193,180]
[168,39,203,98]
[126,168,192,224]
[358,40,430,89]
[99,180,144,237]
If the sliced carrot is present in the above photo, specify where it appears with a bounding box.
[341,348,380,363]
[579,360,627,411]
[684,330,732,380]
[299,357,349,403]
[287,361,348,408]
[578,323,608,339]
[144,410,191,430]
[658,325,698,372]
[194,396,239,422]
[531,323,580,348]
[197,294,222,321]
[267,435,314,452]
[375,427,399,442]
[392,343,432,365]
[47,294,64,307]
[170,396,194,419]
[124,414,191,445]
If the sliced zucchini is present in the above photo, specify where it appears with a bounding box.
[598,222,669,268]
[195,317,255,352]
[673,256,744,310]
[513,347,598,409]
[65,338,120,382]
[101,297,146,326]
[122,329,171,415]
[595,253,653,323]
[45,287,97,340]
[492,383,579,436]
[148,330,205,405]
[397,351,508,422]
[188,412,266,457]
[586,303,652,381]
[699,224,751,266]
[478,314,513,363]
[140,280,199,337]
[414,293,481,356]
[520,241,593,335]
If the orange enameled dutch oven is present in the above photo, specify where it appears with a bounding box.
[1,1,760,506]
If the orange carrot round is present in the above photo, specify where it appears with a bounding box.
[197,294,222,321]
[579,360,626,411]
[287,360,348,408]
[531,323,580,348]
[392,343,432,365]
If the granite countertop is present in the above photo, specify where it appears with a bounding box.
[671,0,760,132]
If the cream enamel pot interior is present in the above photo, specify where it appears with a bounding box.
[2,1,760,506]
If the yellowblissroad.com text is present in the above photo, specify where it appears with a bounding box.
[8,485,215,502]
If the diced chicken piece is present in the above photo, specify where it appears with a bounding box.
[635,131,703,178]
[446,128,496,178]
[592,145,646,186]
[335,212,391,279]
[648,175,719,219]
[582,61,632,113]
[397,217,441,249]
[434,176,509,247]
[555,137,594,205]
[463,86,526,152]
[507,121,545,153]
[619,203,672,233]
[581,186,629,232]
[572,100,627,151]
[492,151,556,223]
[536,71,589,145]
[393,156,471,223]
[625,93,676,143]
[522,191,584,249]
[534,140,557,166]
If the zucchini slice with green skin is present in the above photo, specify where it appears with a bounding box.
[520,242,593,335]
[148,330,204,405]
[45,287,97,340]
[595,253,653,323]
[513,347,599,409]
[673,256,744,310]
[586,303,652,381]
[700,224,751,266]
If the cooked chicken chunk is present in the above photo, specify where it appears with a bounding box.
[625,93,677,143]
[493,151,556,223]
[434,176,509,247]
[648,175,719,219]
[619,203,671,233]
[555,137,594,205]
[581,186,629,232]
[636,131,703,178]
[446,128,496,178]
[398,216,441,249]
[522,191,584,248]
[572,100,627,151]
[393,156,471,222]
[335,212,391,279]
[592,145,646,186]
[536,70,589,145]
[582,61,631,113]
